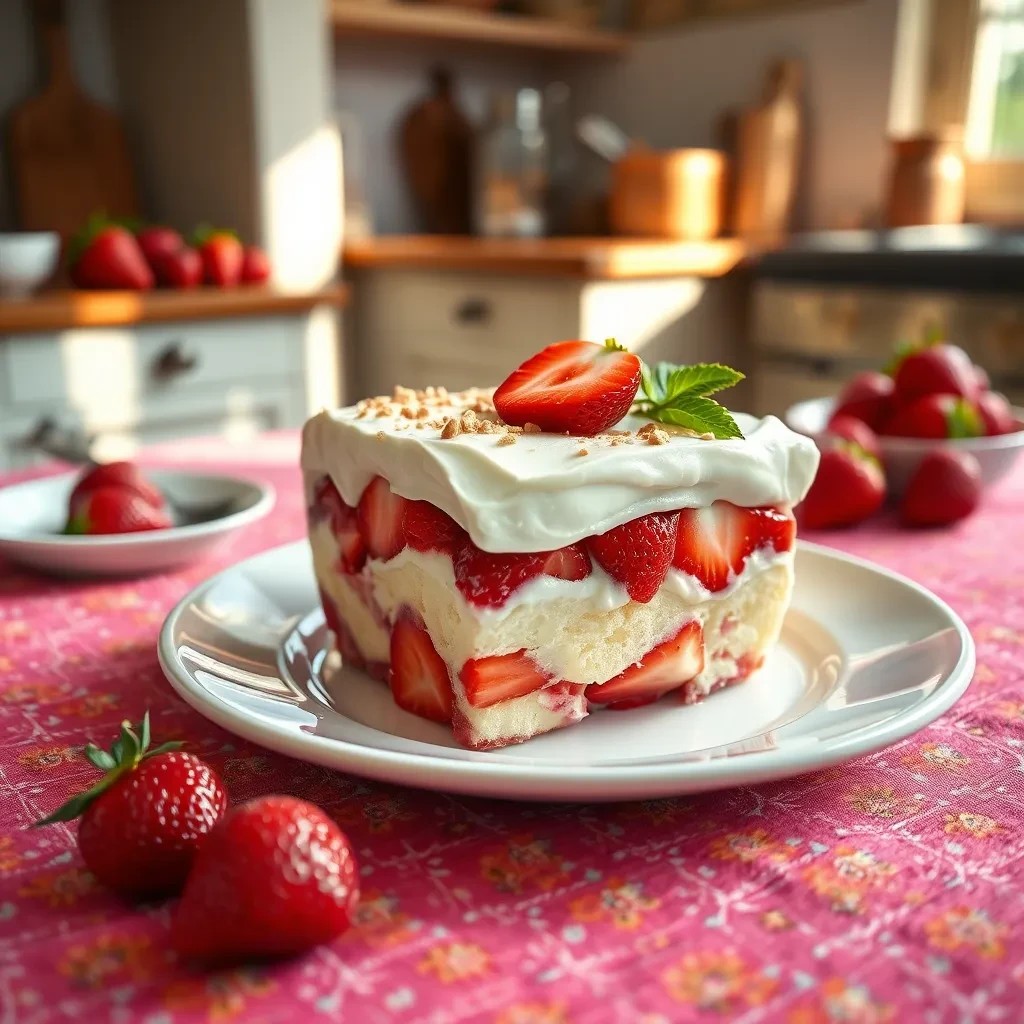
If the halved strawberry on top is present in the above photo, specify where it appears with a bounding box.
[312,477,365,573]
[356,475,409,561]
[459,650,551,708]
[493,340,641,436]
[389,614,452,723]
[586,511,679,603]
[586,620,704,710]
[674,502,794,592]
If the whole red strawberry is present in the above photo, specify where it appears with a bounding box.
[883,394,982,439]
[494,339,642,435]
[586,510,679,603]
[171,795,359,965]
[66,485,173,535]
[799,441,885,530]
[194,227,243,287]
[901,450,982,527]
[136,225,184,269]
[240,245,272,284]
[825,413,881,460]
[893,344,977,403]
[69,460,166,514]
[70,223,154,290]
[832,372,894,430]
[152,247,202,289]
[34,714,227,898]
[975,391,1018,436]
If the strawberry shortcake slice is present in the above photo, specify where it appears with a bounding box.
[302,340,819,750]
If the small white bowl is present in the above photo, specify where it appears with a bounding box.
[0,470,275,577]
[785,396,1024,496]
[0,232,61,298]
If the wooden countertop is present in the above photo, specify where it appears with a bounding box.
[0,283,349,334]
[343,236,748,280]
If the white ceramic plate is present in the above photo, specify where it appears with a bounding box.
[786,395,1024,496]
[0,470,275,577]
[158,540,974,802]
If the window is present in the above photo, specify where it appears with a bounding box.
[965,0,1024,157]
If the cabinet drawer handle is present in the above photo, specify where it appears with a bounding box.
[453,298,492,325]
[152,340,199,380]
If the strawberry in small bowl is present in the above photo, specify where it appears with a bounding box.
[0,461,274,577]
[786,342,1023,498]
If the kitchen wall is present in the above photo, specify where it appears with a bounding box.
[0,0,117,231]
[540,0,902,233]
[334,41,553,235]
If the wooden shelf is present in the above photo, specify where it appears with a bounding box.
[0,284,349,335]
[343,235,748,279]
[329,2,629,54]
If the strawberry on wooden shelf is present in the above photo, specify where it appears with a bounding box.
[493,339,642,435]
[240,245,272,284]
[194,226,244,287]
[586,620,704,709]
[586,510,679,603]
[459,650,551,708]
[389,614,452,723]
[135,225,184,268]
[172,795,359,965]
[69,219,154,290]
[356,475,408,560]
[33,713,227,898]
[900,449,982,527]
[152,246,202,289]
[673,503,794,592]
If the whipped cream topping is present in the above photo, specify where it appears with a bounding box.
[301,391,819,553]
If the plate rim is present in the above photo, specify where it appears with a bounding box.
[0,469,276,548]
[158,539,976,795]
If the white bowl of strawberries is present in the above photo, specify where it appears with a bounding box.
[786,343,1022,529]
[0,461,274,577]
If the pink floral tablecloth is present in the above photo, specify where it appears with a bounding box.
[1,434,1022,1024]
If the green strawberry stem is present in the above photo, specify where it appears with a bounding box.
[33,713,182,826]
[191,224,239,248]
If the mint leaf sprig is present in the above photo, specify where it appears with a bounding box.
[630,353,745,440]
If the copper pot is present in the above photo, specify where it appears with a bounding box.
[885,133,965,228]
[609,147,727,241]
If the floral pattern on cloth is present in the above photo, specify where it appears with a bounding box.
[0,443,1022,1023]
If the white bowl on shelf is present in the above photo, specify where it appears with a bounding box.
[785,396,1024,496]
[0,232,61,298]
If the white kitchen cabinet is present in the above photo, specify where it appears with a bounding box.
[350,268,747,400]
[0,309,341,471]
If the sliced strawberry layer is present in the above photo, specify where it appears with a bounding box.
[404,500,466,554]
[492,340,642,436]
[357,476,408,561]
[454,541,591,608]
[459,650,551,709]
[540,543,591,582]
[586,511,679,603]
[673,502,794,592]
[587,620,704,710]
[312,477,366,573]
[389,614,452,723]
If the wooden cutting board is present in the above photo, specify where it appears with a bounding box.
[8,0,139,241]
